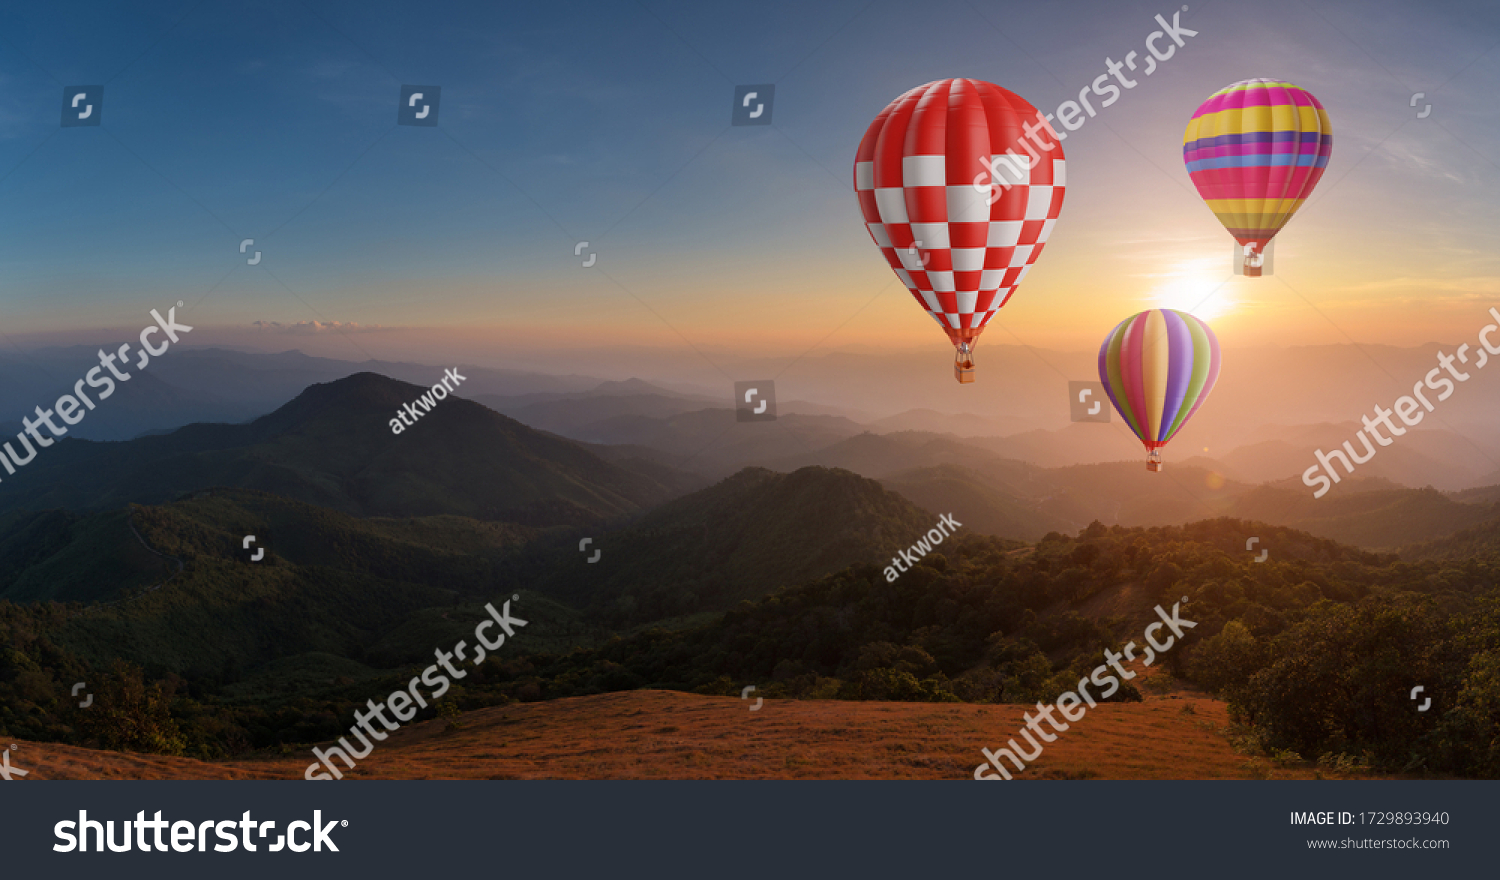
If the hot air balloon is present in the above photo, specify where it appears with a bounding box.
[1182,79,1331,276]
[855,79,1065,383]
[1098,309,1221,472]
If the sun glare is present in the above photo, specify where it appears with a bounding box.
[1147,262,1238,324]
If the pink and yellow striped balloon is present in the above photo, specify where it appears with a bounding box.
[1183,79,1332,268]
[1098,309,1221,470]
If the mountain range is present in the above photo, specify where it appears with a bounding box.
[5,345,1498,493]
[0,362,1496,778]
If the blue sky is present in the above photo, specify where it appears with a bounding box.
[0,0,1497,368]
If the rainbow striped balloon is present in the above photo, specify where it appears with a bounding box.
[1098,309,1221,469]
[1183,79,1332,266]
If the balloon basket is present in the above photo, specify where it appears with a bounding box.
[1234,239,1274,276]
[1146,450,1162,472]
[954,346,975,384]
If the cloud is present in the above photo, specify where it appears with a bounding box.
[1377,138,1468,186]
[251,320,383,334]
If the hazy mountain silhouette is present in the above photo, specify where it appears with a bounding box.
[0,372,690,525]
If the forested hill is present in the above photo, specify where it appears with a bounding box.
[507,466,962,621]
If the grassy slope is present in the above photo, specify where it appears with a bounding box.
[15,690,1389,780]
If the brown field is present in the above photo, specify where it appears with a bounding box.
[6,688,1372,780]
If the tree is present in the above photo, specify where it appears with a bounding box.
[1190,620,1260,695]
[75,660,186,755]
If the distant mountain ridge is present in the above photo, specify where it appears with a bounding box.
[0,372,692,526]
[6,345,1496,493]
[0,346,619,441]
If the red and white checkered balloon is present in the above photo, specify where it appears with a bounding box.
[855,79,1066,349]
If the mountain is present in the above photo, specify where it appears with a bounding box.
[0,347,622,442]
[866,408,1028,437]
[470,379,863,457]
[1202,424,1497,490]
[879,459,1248,538]
[775,400,879,420]
[511,466,955,621]
[14,344,1498,487]
[477,392,720,440]
[472,377,702,410]
[1451,483,1500,504]
[0,465,950,683]
[778,436,1251,536]
[0,367,252,445]
[3,487,602,679]
[0,373,693,526]
[719,425,1500,548]
[153,349,611,401]
[957,424,1137,468]
[766,344,1500,444]
[880,464,1074,540]
[1221,482,1500,549]
[1018,460,1251,528]
[473,376,716,414]
[1401,512,1500,561]
[556,409,868,477]
[764,431,1031,480]
[0,507,172,603]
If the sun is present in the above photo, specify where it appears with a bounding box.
[1147,261,1238,323]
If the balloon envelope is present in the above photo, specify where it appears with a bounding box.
[1182,78,1331,256]
[855,78,1065,348]
[1098,309,1221,455]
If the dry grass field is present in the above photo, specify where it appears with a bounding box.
[7,687,1377,780]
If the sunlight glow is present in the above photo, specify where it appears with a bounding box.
[1147,261,1238,323]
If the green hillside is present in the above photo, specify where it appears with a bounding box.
[1401,514,1500,561]
[0,508,173,603]
[1225,484,1500,549]
[5,488,566,681]
[127,489,535,591]
[510,466,964,622]
[0,465,959,687]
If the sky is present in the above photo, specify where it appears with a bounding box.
[0,0,1498,375]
